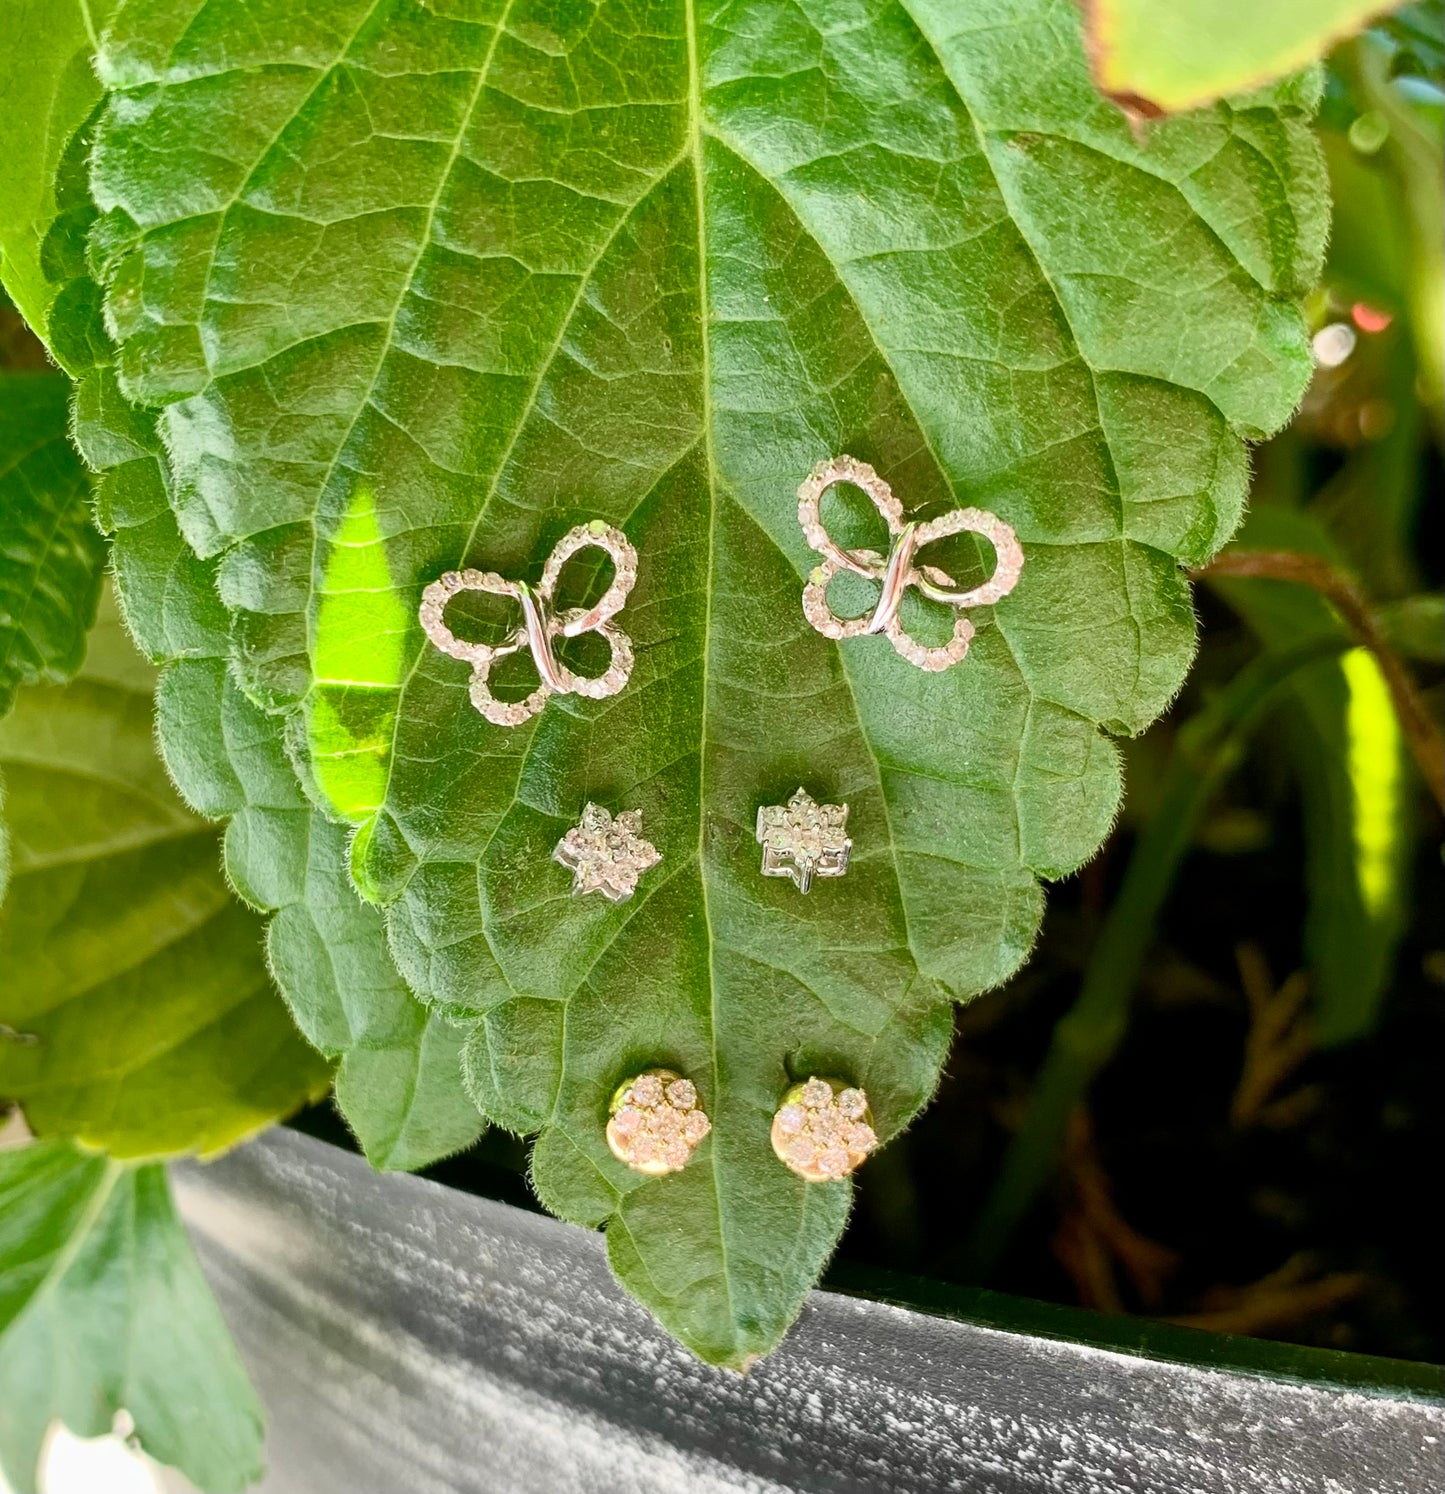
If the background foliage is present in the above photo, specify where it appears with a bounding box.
[0,0,1440,1489]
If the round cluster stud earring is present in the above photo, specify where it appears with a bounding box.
[419,520,637,726]
[797,455,1023,670]
[771,1076,877,1180]
[607,1069,712,1174]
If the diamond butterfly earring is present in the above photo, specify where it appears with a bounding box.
[797,455,1023,671]
[419,520,638,726]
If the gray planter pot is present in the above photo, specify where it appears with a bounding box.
[174,1129,1443,1494]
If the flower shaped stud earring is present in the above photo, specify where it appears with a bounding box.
[553,802,660,903]
[797,455,1023,671]
[608,1069,711,1174]
[419,520,637,726]
[772,1077,877,1180]
[756,788,851,893]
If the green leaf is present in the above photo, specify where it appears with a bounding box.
[0,1139,263,1494]
[78,369,482,1172]
[1208,508,1413,1045]
[0,371,104,715]
[0,589,333,1157]
[87,0,1325,1364]
[1085,0,1392,115]
[0,0,115,360]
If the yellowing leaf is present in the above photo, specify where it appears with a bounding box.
[1088,0,1390,114]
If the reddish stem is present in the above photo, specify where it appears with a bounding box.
[1197,549,1444,814]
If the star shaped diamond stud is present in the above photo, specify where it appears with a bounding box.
[755,787,852,893]
[553,802,661,903]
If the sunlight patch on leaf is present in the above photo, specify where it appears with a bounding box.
[309,482,408,825]
[1340,645,1405,921]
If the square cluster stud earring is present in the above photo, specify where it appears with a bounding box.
[755,787,851,893]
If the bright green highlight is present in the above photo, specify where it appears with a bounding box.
[1340,646,1405,921]
[309,484,407,823]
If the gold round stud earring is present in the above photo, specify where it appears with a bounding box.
[771,1076,877,1180]
[606,1068,711,1175]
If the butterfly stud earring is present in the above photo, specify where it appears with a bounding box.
[798,455,1023,670]
[419,520,637,726]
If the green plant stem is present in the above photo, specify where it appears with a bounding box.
[965,638,1349,1276]
[1199,548,1445,813]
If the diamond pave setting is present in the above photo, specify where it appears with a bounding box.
[418,519,638,727]
[797,454,1024,672]
[607,1069,712,1175]
[553,802,661,904]
[771,1076,877,1181]
[756,787,851,893]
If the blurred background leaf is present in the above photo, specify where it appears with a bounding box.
[0,0,114,365]
[0,589,332,1158]
[1087,0,1390,113]
[0,1139,263,1494]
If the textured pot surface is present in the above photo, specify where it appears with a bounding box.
[174,1130,1442,1494]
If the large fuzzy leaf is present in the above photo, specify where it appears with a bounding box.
[0,1139,263,1494]
[0,371,104,715]
[0,591,332,1156]
[75,368,483,1171]
[87,0,1325,1364]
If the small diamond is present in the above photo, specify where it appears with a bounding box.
[662,1139,691,1170]
[653,1107,682,1141]
[631,1073,664,1108]
[665,1079,697,1110]
[845,1122,876,1154]
[801,1077,834,1110]
[776,1104,806,1135]
[554,803,661,904]
[787,1136,817,1167]
[612,1106,643,1137]
[816,1147,851,1179]
[684,1110,711,1142]
[632,1134,660,1164]
[837,1088,867,1120]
